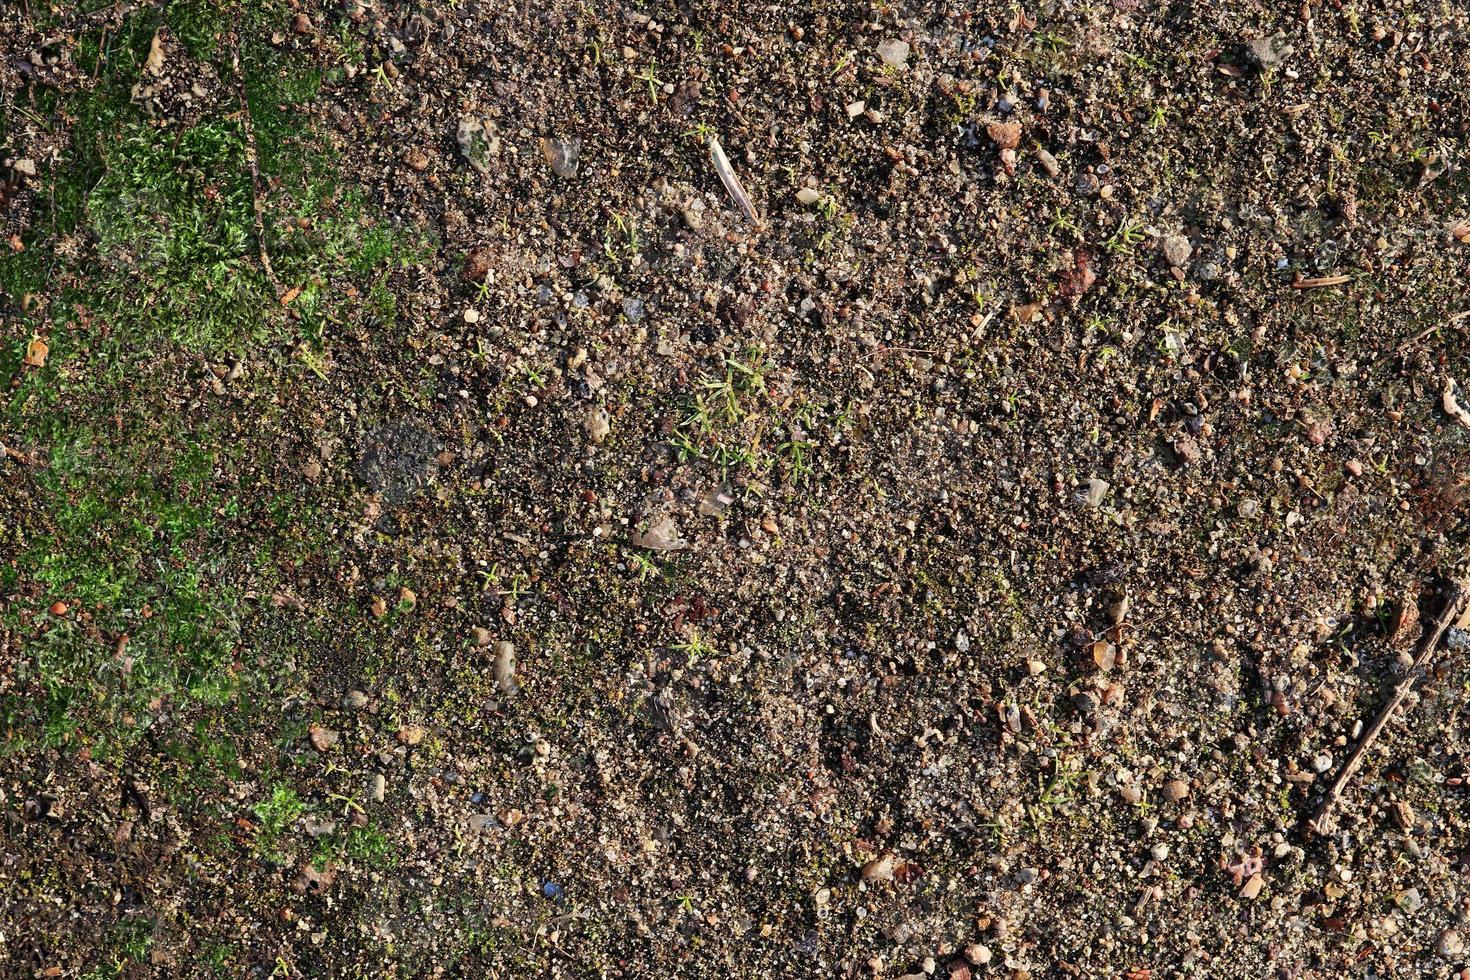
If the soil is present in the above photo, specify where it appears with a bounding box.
[2,1,1470,977]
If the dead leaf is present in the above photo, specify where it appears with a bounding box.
[24,337,48,367]
[280,285,302,306]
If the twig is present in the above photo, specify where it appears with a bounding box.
[229,33,283,299]
[1308,580,1469,835]
[1291,274,1351,289]
[1373,309,1470,367]
[707,136,759,224]
[863,345,940,360]
[0,442,43,467]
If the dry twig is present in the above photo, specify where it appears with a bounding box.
[1291,274,1351,289]
[229,33,283,299]
[1373,309,1470,367]
[1309,580,1469,835]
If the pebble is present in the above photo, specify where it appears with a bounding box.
[455,115,494,174]
[860,853,897,881]
[471,626,493,646]
[584,405,611,445]
[965,944,992,966]
[631,514,688,552]
[1163,779,1190,803]
[796,187,822,206]
[541,136,581,178]
[1161,234,1193,268]
[1034,147,1060,176]
[308,725,339,752]
[342,689,369,710]
[1079,477,1110,509]
[876,39,910,68]
[1438,929,1464,959]
[369,773,386,803]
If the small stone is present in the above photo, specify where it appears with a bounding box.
[1034,147,1060,177]
[541,137,581,177]
[1245,35,1290,69]
[860,853,897,881]
[632,514,687,552]
[584,405,611,445]
[397,725,426,747]
[1240,873,1265,900]
[308,725,339,752]
[1161,234,1193,268]
[1392,800,1416,830]
[342,690,369,710]
[456,116,494,174]
[846,100,866,119]
[471,626,493,646]
[698,486,735,517]
[1079,477,1109,509]
[1345,459,1363,477]
[876,39,910,68]
[369,773,386,803]
[796,187,822,206]
[292,12,313,34]
[1438,929,1464,960]
[1163,779,1190,803]
[965,944,991,966]
[1311,751,1333,773]
[493,640,518,694]
[304,816,336,837]
[403,147,429,172]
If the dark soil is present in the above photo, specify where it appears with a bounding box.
[3,1,1470,977]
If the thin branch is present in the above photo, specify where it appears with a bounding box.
[1308,580,1469,836]
[229,32,283,299]
[1373,309,1470,367]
